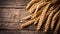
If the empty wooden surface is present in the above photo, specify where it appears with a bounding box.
[0,0,30,29]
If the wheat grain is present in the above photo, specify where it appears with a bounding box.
[51,10,60,30]
[44,5,60,32]
[54,16,60,34]
[36,3,51,30]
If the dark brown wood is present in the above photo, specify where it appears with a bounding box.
[0,30,46,34]
[0,0,30,29]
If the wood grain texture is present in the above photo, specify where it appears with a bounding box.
[0,0,30,29]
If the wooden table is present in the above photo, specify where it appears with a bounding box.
[0,0,58,34]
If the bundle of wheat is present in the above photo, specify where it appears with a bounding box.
[20,0,60,34]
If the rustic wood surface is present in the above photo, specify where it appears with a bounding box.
[0,0,30,29]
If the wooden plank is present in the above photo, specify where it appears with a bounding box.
[0,30,46,34]
[0,0,30,9]
[0,6,26,9]
[0,22,36,30]
[0,8,30,23]
[0,23,21,29]
[0,0,30,6]
[0,9,21,22]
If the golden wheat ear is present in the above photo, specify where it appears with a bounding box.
[51,10,60,30]
[44,5,60,32]
[26,0,42,10]
[53,15,60,34]
[36,3,51,31]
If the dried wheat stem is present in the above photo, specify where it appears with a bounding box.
[22,14,32,20]
[31,7,43,19]
[46,5,54,16]
[33,15,41,25]
[33,6,45,25]
[26,0,40,9]
[20,17,38,29]
[35,2,47,13]
[54,16,60,34]
[44,5,60,32]
[28,3,37,13]
[26,1,35,10]
[28,0,48,13]
[36,3,51,30]
[51,10,60,30]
